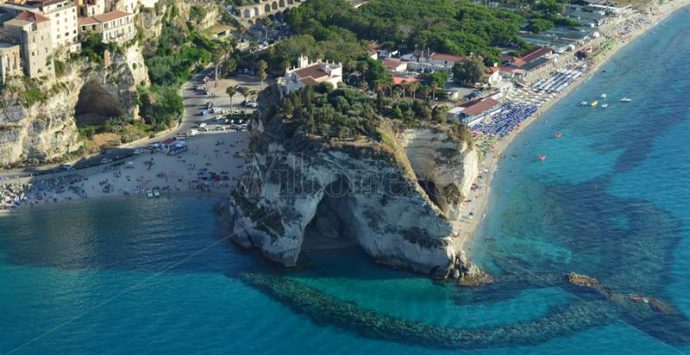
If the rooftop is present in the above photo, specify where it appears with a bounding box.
[79,10,131,26]
[520,47,552,64]
[10,10,50,24]
[293,64,330,81]
[461,98,500,117]
[430,52,465,63]
[382,58,403,70]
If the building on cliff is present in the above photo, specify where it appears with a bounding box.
[279,55,343,95]
[0,0,80,53]
[0,41,21,82]
[1,10,54,78]
[78,10,134,44]
[25,0,80,53]
[77,0,105,16]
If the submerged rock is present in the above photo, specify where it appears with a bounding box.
[565,272,602,289]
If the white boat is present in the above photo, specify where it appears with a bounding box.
[146,189,153,198]
[153,188,160,197]
[591,101,599,107]
[581,101,589,106]
[620,97,632,102]
[601,104,609,109]
[601,93,607,99]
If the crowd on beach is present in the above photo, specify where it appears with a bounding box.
[1,133,248,212]
[454,1,685,244]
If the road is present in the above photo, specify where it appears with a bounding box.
[0,68,267,179]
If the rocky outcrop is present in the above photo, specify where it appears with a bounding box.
[0,47,149,167]
[0,83,81,167]
[222,87,481,280]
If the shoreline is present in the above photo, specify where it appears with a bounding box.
[457,0,690,256]
[0,133,248,214]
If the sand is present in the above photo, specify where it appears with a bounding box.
[452,0,690,254]
[0,132,248,212]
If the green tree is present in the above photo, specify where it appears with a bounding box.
[452,58,485,86]
[527,19,555,33]
[408,81,420,100]
[226,86,237,108]
[212,42,231,85]
[239,86,250,103]
[257,60,268,90]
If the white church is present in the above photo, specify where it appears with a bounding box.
[280,55,343,95]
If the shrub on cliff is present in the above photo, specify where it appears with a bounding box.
[280,85,380,140]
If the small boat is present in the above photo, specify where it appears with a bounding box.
[601,104,609,109]
[153,188,160,197]
[591,101,599,107]
[601,93,607,99]
[538,155,547,161]
[146,189,153,198]
[555,132,562,138]
[620,97,632,102]
[580,101,589,106]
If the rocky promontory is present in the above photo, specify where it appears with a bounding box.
[222,85,487,282]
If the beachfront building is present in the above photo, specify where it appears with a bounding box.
[501,46,554,74]
[280,55,343,95]
[2,11,53,77]
[78,10,134,44]
[448,97,501,127]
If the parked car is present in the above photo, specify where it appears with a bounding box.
[100,157,112,164]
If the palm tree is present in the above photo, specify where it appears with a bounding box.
[419,86,431,102]
[261,17,272,44]
[237,27,246,44]
[430,82,438,102]
[239,86,250,104]
[226,86,237,109]
[408,81,420,100]
[257,60,268,90]
[212,43,231,87]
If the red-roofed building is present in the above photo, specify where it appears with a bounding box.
[78,10,135,44]
[382,58,407,72]
[392,75,420,85]
[3,10,54,77]
[519,47,553,65]
[429,52,465,69]
[449,98,501,126]
[25,0,80,52]
[280,55,343,94]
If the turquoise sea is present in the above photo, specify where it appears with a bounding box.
[3,7,690,354]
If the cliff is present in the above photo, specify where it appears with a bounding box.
[222,87,487,283]
[0,47,148,167]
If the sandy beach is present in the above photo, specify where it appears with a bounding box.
[0,132,248,212]
[453,0,690,253]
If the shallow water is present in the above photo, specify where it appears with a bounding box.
[2,7,690,354]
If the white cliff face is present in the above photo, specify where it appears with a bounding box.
[224,107,483,280]
[0,87,81,167]
[0,46,150,167]
[399,128,478,221]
